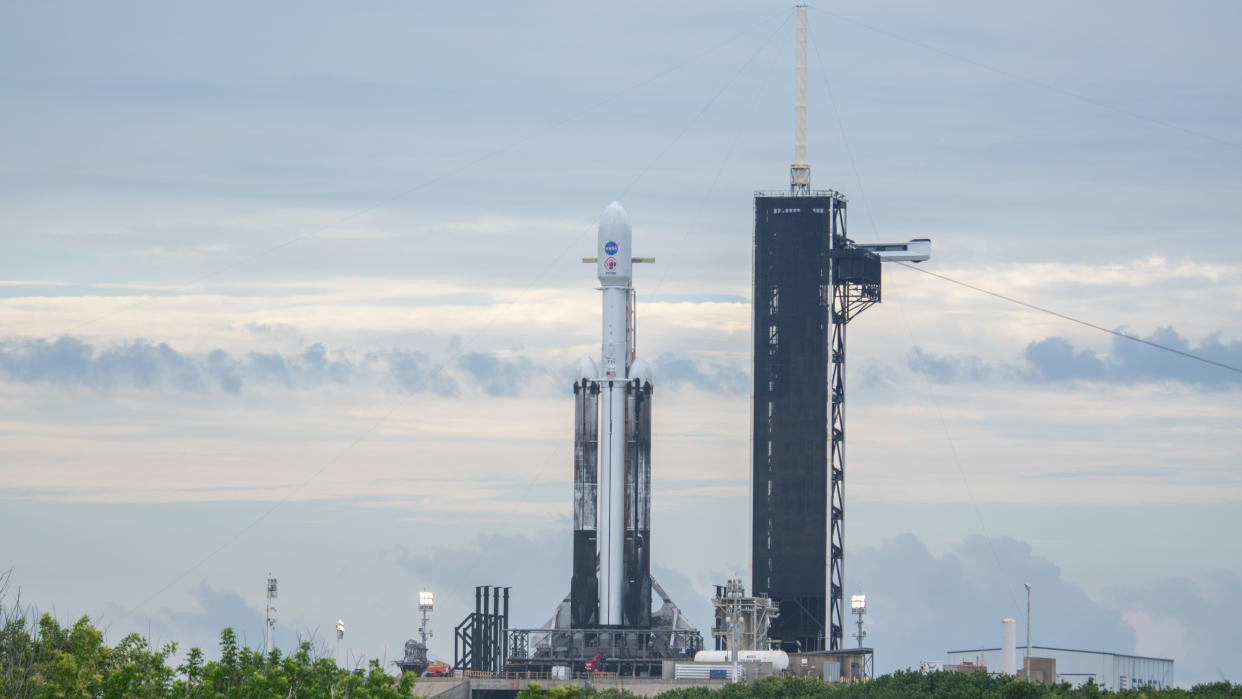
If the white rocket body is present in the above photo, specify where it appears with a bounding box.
[596,202,632,626]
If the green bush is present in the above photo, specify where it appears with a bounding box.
[0,605,415,699]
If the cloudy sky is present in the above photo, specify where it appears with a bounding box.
[2,0,1240,687]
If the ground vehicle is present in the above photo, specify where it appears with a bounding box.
[424,661,452,677]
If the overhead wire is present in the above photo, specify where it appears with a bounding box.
[805,12,1242,611]
[809,20,1023,617]
[449,7,793,593]
[651,10,792,293]
[56,8,790,338]
[807,27,878,239]
[895,262,1242,377]
[810,6,1242,152]
[808,8,1240,379]
[123,10,794,616]
[618,11,792,203]
[86,4,1242,632]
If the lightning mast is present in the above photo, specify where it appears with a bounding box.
[791,5,810,195]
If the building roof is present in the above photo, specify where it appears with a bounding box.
[946,646,1173,663]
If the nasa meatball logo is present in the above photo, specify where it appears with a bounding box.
[604,241,619,255]
[604,257,618,273]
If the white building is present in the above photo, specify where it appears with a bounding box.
[946,646,1174,691]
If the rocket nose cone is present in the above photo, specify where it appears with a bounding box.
[599,202,631,236]
[597,201,633,285]
[576,356,599,381]
[630,357,652,384]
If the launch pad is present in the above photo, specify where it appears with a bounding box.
[507,578,702,676]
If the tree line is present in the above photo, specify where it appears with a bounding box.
[1,604,415,698]
[526,671,1241,699]
[4,601,1238,698]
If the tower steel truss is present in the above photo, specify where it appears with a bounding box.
[826,206,879,650]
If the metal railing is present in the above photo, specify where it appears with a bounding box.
[505,627,703,662]
[753,189,847,201]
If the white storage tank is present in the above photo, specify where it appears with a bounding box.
[693,650,790,671]
[1002,618,1017,675]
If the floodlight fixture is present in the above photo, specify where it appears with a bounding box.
[419,590,434,611]
[851,593,868,656]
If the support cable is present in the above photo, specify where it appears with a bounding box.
[55,9,789,337]
[882,271,1024,618]
[810,6,1242,152]
[807,26,878,239]
[653,10,791,293]
[121,16,789,617]
[896,262,1242,377]
[807,21,1025,620]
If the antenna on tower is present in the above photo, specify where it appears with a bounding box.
[791,4,811,195]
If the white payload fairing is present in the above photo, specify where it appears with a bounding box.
[571,202,653,628]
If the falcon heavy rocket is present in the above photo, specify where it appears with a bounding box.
[571,202,653,629]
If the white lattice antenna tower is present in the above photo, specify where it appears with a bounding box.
[264,575,278,655]
[790,4,811,195]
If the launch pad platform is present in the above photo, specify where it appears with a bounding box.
[505,626,703,677]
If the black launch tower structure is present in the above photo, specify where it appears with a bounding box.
[751,190,881,652]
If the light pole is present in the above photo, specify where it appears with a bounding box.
[418,591,435,647]
[336,619,345,665]
[725,579,743,682]
[850,595,867,649]
[850,595,867,681]
[1024,583,1031,682]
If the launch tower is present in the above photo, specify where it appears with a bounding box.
[751,5,929,652]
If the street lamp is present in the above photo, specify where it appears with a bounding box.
[336,619,345,666]
[1024,583,1031,682]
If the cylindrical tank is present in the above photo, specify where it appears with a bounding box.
[693,650,790,671]
[571,357,599,628]
[623,357,653,628]
[1001,618,1017,675]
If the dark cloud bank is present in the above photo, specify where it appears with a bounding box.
[909,326,1242,388]
[0,336,747,396]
